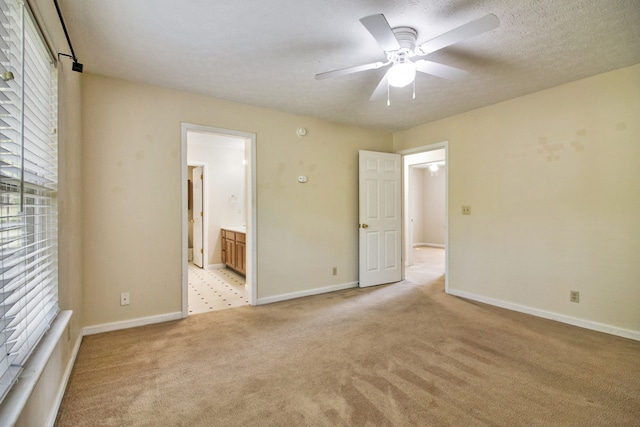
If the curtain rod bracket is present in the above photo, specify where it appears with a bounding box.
[53,0,83,73]
[57,53,83,73]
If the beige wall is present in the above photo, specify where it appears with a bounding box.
[14,0,84,425]
[81,73,392,327]
[409,167,445,246]
[395,63,640,334]
[410,168,425,244]
[422,166,446,246]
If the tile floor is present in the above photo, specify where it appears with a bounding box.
[188,264,249,315]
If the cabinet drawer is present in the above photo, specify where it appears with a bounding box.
[223,230,235,240]
[235,232,246,243]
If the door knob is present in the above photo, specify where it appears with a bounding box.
[361,224,369,228]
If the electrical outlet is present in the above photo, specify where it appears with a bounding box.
[570,290,579,303]
[121,292,130,306]
[332,267,337,276]
[462,205,471,215]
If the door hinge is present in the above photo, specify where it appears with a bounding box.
[200,174,203,180]
[200,211,203,217]
[200,249,203,254]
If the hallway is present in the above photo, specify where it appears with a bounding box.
[405,246,445,285]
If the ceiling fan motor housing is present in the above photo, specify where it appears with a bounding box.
[386,27,418,64]
[391,27,417,52]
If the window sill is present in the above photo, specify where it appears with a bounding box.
[0,310,72,426]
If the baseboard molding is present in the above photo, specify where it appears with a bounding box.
[413,243,445,248]
[448,289,640,341]
[207,263,225,270]
[83,312,183,336]
[45,331,83,427]
[257,282,358,305]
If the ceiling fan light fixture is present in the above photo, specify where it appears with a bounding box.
[316,12,500,103]
[387,61,416,88]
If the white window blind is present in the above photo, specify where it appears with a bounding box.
[0,0,58,402]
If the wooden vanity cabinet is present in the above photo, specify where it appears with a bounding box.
[222,231,234,265]
[221,229,246,275]
[235,232,246,275]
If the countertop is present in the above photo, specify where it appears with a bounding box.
[222,226,246,234]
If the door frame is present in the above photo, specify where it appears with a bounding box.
[181,122,258,317]
[398,141,449,293]
[188,162,207,267]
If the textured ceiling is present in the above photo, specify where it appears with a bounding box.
[58,0,640,132]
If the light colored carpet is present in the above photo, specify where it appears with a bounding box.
[55,248,640,426]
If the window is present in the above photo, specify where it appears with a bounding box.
[0,0,58,402]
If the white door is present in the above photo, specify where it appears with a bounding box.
[193,166,204,268]
[359,150,402,287]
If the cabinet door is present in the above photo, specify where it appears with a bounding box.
[224,235,235,268]
[236,241,246,275]
[221,235,227,264]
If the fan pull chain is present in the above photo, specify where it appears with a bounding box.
[412,79,416,99]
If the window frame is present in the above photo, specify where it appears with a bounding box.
[0,0,59,403]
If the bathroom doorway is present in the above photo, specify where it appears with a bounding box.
[181,123,257,316]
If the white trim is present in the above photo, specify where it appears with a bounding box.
[448,289,640,342]
[82,312,183,336]
[181,126,189,317]
[0,311,72,427]
[45,331,83,427]
[257,282,358,305]
[397,142,448,156]
[413,243,445,248]
[187,161,208,270]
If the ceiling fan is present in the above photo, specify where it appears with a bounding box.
[315,13,500,103]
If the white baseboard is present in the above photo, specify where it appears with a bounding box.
[413,243,445,248]
[207,263,225,270]
[83,312,183,336]
[448,289,640,341]
[257,282,358,305]
[45,331,83,427]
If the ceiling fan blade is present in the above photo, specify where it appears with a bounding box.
[360,14,401,52]
[369,71,390,101]
[415,60,468,80]
[315,61,387,80]
[417,13,499,55]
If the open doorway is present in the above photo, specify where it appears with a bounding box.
[401,143,448,290]
[181,123,257,317]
